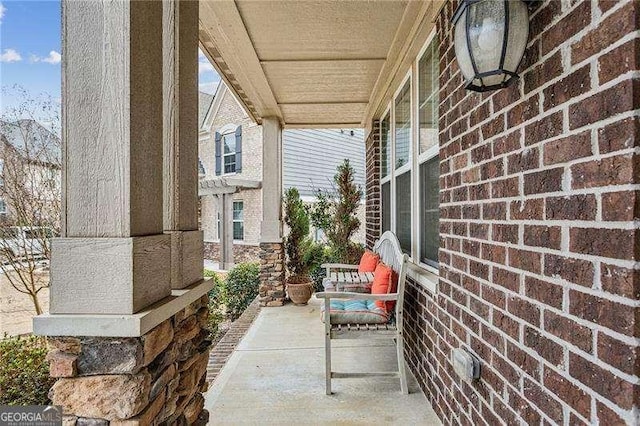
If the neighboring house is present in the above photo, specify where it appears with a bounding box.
[0,119,61,225]
[198,83,366,268]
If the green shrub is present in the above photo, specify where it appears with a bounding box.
[224,262,259,320]
[0,335,55,405]
[203,271,226,339]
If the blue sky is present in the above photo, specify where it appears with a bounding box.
[1,0,220,118]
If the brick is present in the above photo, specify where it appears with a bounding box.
[545,194,597,221]
[481,159,504,180]
[492,310,520,341]
[482,284,505,310]
[524,225,561,250]
[482,202,506,220]
[507,296,541,326]
[569,79,639,130]
[507,94,539,127]
[480,242,506,264]
[493,129,521,155]
[569,289,636,336]
[598,116,640,154]
[543,367,591,419]
[572,1,640,64]
[481,114,505,140]
[511,198,543,220]
[492,224,518,244]
[601,263,640,299]
[596,400,626,426]
[493,267,520,292]
[544,311,592,353]
[523,51,562,94]
[525,111,563,145]
[541,1,591,56]
[542,131,592,165]
[508,147,539,174]
[524,326,564,366]
[469,223,489,239]
[569,352,634,409]
[544,254,594,287]
[570,227,637,260]
[509,390,542,425]
[571,154,638,189]
[599,39,640,84]
[602,190,640,221]
[545,64,591,111]
[523,167,563,195]
[525,276,563,310]
[507,340,541,380]
[597,332,639,376]
[508,248,542,274]
[491,176,519,198]
[523,377,563,424]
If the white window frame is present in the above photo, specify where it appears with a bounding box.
[232,200,244,241]
[379,30,439,275]
[218,123,239,176]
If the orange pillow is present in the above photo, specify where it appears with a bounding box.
[358,250,380,273]
[371,263,398,312]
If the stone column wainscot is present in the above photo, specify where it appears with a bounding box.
[259,242,285,306]
[46,296,211,425]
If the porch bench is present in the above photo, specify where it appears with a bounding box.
[316,231,409,395]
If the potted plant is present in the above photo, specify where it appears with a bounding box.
[283,187,314,305]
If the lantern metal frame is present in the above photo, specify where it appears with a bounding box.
[452,0,534,92]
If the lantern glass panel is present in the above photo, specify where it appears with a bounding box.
[454,12,474,82]
[468,0,505,75]
[504,0,530,74]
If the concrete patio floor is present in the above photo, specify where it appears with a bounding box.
[204,298,441,425]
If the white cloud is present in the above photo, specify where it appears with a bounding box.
[0,3,6,24]
[0,49,21,63]
[29,50,61,64]
[199,60,214,74]
[42,50,61,64]
[199,81,219,95]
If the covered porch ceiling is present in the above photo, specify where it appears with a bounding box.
[199,0,443,129]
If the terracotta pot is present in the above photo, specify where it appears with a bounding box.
[287,278,313,305]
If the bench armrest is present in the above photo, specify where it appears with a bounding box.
[315,291,398,301]
[320,263,358,270]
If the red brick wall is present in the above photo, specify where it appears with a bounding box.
[365,120,381,250]
[379,0,639,424]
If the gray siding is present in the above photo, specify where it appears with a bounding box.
[283,129,365,198]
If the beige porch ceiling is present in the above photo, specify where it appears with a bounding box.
[199,0,443,128]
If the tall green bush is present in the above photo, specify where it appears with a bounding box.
[283,187,312,281]
[309,159,364,264]
[224,262,259,320]
[0,336,55,405]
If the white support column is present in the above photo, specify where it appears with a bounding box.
[260,117,283,243]
[259,117,285,306]
[221,193,234,270]
[51,0,170,315]
[163,0,204,289]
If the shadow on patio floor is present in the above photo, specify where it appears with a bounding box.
[204,297,441,425]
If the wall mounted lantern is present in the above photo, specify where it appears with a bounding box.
[452,0,531,92]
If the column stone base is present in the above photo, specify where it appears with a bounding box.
[258,242,285,307]
[46,295,212,425]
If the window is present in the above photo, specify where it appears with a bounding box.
[420,157,439,266]
[395,82,411,170]
[215,126,242,175]
[394,79,412,254]
[381,115,391,178]
[233,201,244,240]
[378,33,439,269]
[223,132,236,174]
[0,198,6,215]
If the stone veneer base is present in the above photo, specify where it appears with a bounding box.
[47,294,212,425]
[34,279,214,337]
[258,242,285,306]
